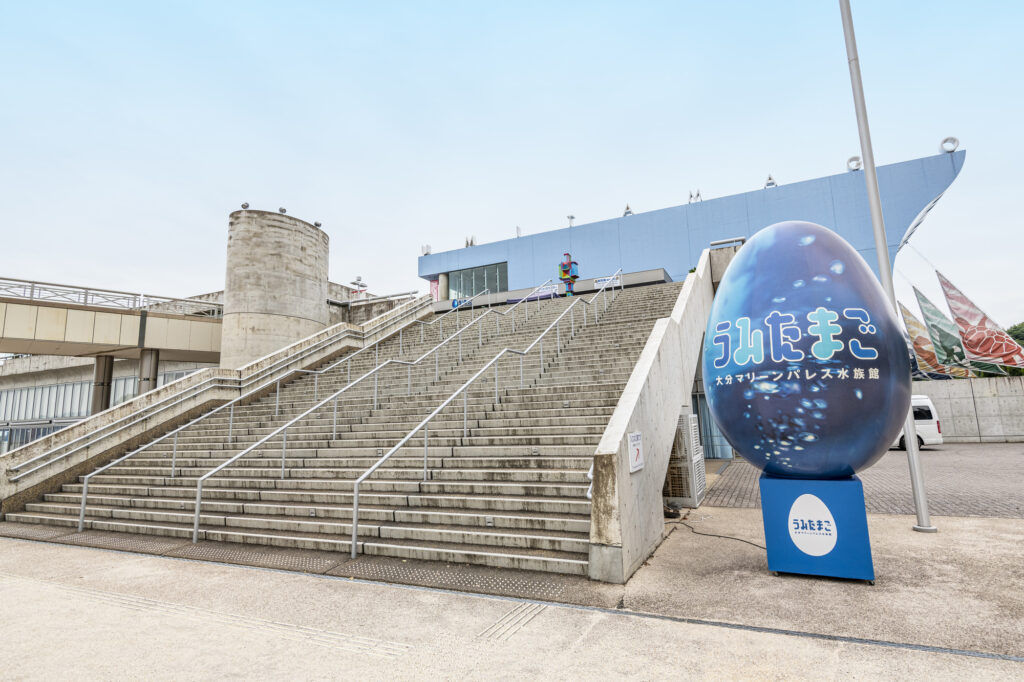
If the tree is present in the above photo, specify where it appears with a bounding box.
[1007,322,1024,376]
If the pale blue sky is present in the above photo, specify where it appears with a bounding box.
[1,2,1021,323]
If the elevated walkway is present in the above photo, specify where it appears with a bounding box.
[0,277,222,362]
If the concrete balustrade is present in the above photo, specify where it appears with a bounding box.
[588,247,727,583]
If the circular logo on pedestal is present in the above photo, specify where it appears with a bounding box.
[787,494,838,556]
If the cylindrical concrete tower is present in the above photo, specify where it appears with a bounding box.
[220,210,329,369]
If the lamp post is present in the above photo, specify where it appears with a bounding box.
[839,0,935,532]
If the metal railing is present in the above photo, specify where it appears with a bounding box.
[183,279,563,542]
[11,295,431,483]
[349,270,623,556]
[0,276,223,318]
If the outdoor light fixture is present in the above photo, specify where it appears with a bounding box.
[764,175,777,189]
[623,204,633,217]
[847,156,863,171]
[940,137,959,153]
[240,202,249,209]
[279,207,287,214]
[567,215,575,227]
[314,222,322,228]
[689,190,702,203]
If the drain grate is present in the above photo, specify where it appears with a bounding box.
[170,543,342,573]
[337,560,568,601]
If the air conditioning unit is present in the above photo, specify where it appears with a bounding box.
[663,413,706,508]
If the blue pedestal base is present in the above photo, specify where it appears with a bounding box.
[759,474,874,581]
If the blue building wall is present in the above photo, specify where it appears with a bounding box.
[418,151,965,288]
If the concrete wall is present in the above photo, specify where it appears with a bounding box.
[221,210,330,369]
[911,376,1024,443]
[419,152,965,290]
[588,248,720,583]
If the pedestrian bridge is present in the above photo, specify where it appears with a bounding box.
[0,277,222,363]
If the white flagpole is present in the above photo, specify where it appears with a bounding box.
[839,0,936,532]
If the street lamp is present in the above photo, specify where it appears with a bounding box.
[839,0,935,532]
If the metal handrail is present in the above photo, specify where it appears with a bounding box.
[349,270,623,556]
[0,276,223,317]
[10,296,431,481]
[183,278,566,541]
[293,280,553,403]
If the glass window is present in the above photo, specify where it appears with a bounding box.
[447,262,509,300]
[912,406,933,420]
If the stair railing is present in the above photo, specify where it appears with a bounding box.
[182,277,562,541]
[349,270,623,557]
[13,295,431,484]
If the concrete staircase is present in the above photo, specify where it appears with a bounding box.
[8,283,685,575]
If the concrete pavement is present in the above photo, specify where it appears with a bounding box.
[1,512,1021,680]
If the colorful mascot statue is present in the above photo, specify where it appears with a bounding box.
[558,252,579,296]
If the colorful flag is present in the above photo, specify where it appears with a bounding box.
[898,302,969,378]
[913,287,1005,376]
[937,271,1024,368]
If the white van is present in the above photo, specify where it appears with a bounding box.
[892,395,943,450]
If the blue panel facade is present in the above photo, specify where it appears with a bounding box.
[418,151,965,290]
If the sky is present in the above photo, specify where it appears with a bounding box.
[1,1,1021,325]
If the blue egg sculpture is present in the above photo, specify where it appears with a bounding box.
[702,221,910,479]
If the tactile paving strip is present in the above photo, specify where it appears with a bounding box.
[0,522,76,541]
[58,531,191,554]
[335,559,568,601]
[168,543,343,573]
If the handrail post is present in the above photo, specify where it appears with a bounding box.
[494,363,499,403]
[332,397,338,440]
[375,344,378,365]
[348,358,351,384]
[557,318,560,348]
[435,352,439,381]
[280,429,288,479]
[275,380,281,417]
[171,432,179,477]
[520,354,524,388]
[374,373,378,410]
[463,390,468,437]
[314,374,319,400]
[407,365,411,395]
[478,319,482,346]
[584,304,588,326]
[540,337,544,368]
[77,477,89,531]
[421,324,424,343]
[228,404,234,444]
[423,421,429,481]
[350,481,360,559]
[399,328,403,355]
[571,306,575,337]
[192,481,203,542]
[459,331,462,363]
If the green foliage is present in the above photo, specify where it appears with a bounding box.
[1009,322,1024,345]
[1007,322,1024,376]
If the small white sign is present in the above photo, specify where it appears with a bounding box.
[535,284,558,296]
[787,494,838,556]
[594,275,622,288]
[628,431,644,473]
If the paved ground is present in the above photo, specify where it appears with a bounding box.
[1,441,1021,678]
[0,520,1021,680]
[704,442,1024,517]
